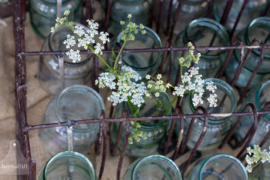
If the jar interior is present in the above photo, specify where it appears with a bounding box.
[56,86,103,130]
[117,27,162,69]
[132,155,181,180]
[199,154,247,179]
[44,151,95,179]
[257,80,270,119]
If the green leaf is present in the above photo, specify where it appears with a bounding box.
[112,49,116,59]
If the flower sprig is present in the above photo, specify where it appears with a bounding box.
[245,145,270,173]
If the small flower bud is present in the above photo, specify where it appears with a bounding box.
[141,30,146,34]
[127,14,132,19]
[64,10,70,16]
[120,21,125,25]
[139,24,144,29]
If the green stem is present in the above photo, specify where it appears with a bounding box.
[127,99,135,117]
[164,95,178,116]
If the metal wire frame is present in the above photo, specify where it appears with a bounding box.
[11,0,270,179]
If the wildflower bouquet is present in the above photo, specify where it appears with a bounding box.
[52,10,218,145]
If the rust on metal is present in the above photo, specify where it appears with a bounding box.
[219,0,234,26]
[98,110,107,180]
[169,0,184,40]
[156,0,164,34]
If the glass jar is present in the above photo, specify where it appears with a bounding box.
[110,92,172,157]
[38,151,96,180]
[38,23,92,95]
[185,153,248,180]
[160,0,211,35]
[236,80,270,149]
[249,161,270,179]
[225,17,270,89]
[104,0,151,40]
[214,0,268,32]
[175,78,237,151]
[166,18,229,85]
[38,85,105,155]
[29,0,81,39]
[122,155,182,180]
[110,26,162,78]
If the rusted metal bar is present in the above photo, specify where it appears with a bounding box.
[104,0,113,33]
[116,109,130,180]
[21,0,26,21]
[181,106,209,176]
[95,115,103,155]
[172,107,184,161]
[86,0,94,20]
[263,2,270,16]
[166,43,174,83]
[165,0,173,36]
[207,0,217,18]
[156,0,164,35]
[239,42,265,105]
[150,0,156,29]
[169,0,184,40]
[111,111,125,156]
[219,0,234,25]
[0,4,13,18]
[28,160,36,180]
[159,40,170,74]
[92,55,99,93]
[98,110,107,180]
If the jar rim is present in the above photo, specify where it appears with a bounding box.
[189,78,237,124]
[131,155,182,180]
[184,18,229,59]
[48,22,92,64]
[198,153,248,179]
[255,80,270,120]
[115,26,162,69]
[122,91,172,129]
[55,85,105,132]
[43,151,97,179]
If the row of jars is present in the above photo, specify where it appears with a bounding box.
[38,152,251,179]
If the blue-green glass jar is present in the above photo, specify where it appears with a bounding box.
[111,26,162,78]
[29,0,81,39]
[166,18,229,85]
[38,151,97,180]
[38,85,105,155]
[225,17,270,89]
[214,0,268,32]
[105,0,151,40]
[249,161,270,179]
[185,154,248,180]
[175,78,237,151]
[236,80,270,149]
[123,155,182,180]
[160,0,211,35]
[110,92,172,157]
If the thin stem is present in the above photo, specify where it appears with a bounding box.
[164,95,178,116]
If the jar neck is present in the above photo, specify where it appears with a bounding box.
[189,78,237,124]
[183,18,229,60]
[255,80,270,120]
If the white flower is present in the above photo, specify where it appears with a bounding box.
[155,92,159,97]
[87,19,99,32]
[166,83,171,88]
[66,49,81,63]
[63,34,76,48]
[64,10,70,16]
[246,165,253,173]
[128,14,132,18]
[194,75,204,86]
[207,94,218,107]
[94,43,104,55]
[146,75,151,79]
[173,85,185,97]
[74,25,85,37]
[188,67,199,76]
[206,81,217,93]
[99,32,110,44]
[181,72,191,83]
[195,85,205,95]
[157,74,162,80]
[192,93,203,106]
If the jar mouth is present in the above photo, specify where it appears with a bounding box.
[115,26,162,69]
[48,22,92,64]
[184,18,229,59]
[55,85,105,132]
[122,92,172,129]
[198,154,248,180]
[131,155,182,180]
[189,78,237,124]
[255,80,270,120]
[245,17,270,59]
[43,151,96,179]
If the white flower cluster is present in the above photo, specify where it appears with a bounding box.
[146,74,171,98]
[96,65,147,107]
[172,67,217,107]
[246,145,270,173]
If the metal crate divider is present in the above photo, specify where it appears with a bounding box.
[11,0,270,179]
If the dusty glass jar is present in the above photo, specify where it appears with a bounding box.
[225,17,270,89]
[161,0,211,35]
[123,155,182,180]
[111,26,162,78]
[214,0,268,32]
[185,154,248,180]
[236,80,270,149]
[175,78,237,151]
[104,0,151,40]
[38,23,92,95]
[38,151,96,180]
[38,85,105,155]
[110,92,172,157]
[29,0,81,39]
[249,161,270,179]
[167,18,229,85]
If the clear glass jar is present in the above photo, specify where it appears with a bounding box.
[160,0,211,35]
[104,0,151,40]
[214,0,268,32]
[38,151,96,180]
[111,26,162,78]
[38,23,92,95]
[166,18,229,85]
[123,155,182,180]
[225,17,270,89]
[175,78,237,151]
[29,0,81,39]
[249,161,270,179]
[110,92,172,157]
[236,80,270,149]
[185,153,248,180]
[39,85,105,155]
